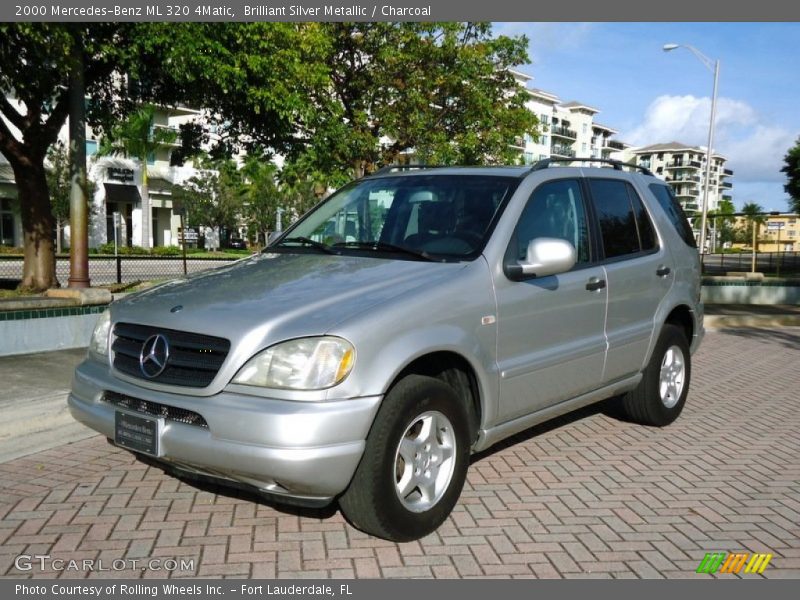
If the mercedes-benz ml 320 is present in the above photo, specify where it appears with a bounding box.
[70,160,704,542]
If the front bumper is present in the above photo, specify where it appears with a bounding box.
[69,358,382,505]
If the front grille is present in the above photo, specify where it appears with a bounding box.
[112,322,230,388]
[103,391,208,428]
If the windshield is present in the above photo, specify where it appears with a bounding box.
[276,174,520,260]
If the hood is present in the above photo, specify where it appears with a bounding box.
[112,251,466,347]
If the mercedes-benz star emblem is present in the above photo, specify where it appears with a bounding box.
[139,334,170,378]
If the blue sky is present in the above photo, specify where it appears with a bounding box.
[496,23,800,211]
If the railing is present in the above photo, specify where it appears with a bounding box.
[550,126,577,139]
[550,146,576,158]
[700,252,800,275]
[0,255,239,287]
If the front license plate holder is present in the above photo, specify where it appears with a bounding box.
[114,410,164,457]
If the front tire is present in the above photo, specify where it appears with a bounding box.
[621,324,691,426]
[339,374,471,542]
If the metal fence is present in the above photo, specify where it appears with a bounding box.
[700,252,800,276]
[0,255,238,287]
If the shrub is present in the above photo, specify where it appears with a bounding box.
[151,245,182,256]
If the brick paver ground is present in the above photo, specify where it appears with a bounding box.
[1,329,799,579]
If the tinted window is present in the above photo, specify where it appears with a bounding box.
[628,186,658,251]
[648,183,697,248]
[515,179,590,264]
[589,179,640,258]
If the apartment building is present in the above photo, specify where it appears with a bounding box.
[511,71,628,165]
[618,142,734,214]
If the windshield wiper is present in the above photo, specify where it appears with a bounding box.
[333,241,437,262]
[272,236,339,254]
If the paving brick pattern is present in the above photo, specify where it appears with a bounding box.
[1,329,799,579]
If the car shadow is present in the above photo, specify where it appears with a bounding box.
[469,399,623,464]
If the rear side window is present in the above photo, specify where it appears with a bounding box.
[648,183,697,248]
[588,179,658,259]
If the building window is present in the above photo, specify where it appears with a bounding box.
[540,114,550,125]
[86,140,99,156]
[542,135,549,147]
[582,123,588,135]
[582,143,587,153]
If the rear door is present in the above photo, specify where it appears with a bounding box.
[586,177,673,382]
[494,178,608,422]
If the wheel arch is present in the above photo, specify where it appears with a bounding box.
[390,350,483,444]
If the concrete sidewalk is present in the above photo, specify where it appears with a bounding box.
[0,348,94,463]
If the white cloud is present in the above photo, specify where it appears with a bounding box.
[625,95,798,188]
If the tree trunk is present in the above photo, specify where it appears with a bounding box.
[14,161,58,291]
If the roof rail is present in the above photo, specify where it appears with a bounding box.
[370,164,449,176]
[529,157,653,176]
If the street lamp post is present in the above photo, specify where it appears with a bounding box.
[663,43,719,256]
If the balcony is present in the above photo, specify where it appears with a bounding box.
[551,125,577,140]
[667,174,701,183]
[722,195,733,202]
[682,202,699,213]
[551,145,576,158]
[666,161,700,170]
[723,168,734,176]
[606,140,625,150]
[721,181,733,189]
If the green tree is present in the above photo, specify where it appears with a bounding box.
[783,137,800,214]
[241,158,281,245]
[0,23,318,290]
[98,105,176,249]
[171,160,245,249]
[741,202,766,253]
[303,22,538,177]
[0,24,127,289]
[706,198,737,248]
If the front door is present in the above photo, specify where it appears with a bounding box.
[494,178,608,422]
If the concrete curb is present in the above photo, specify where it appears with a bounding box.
[704,314,800,329]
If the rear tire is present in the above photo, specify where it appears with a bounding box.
[339,374,470,542]
[621,324,691,426]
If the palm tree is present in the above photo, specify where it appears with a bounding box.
[741,202,766,254]
[99,106,176,249]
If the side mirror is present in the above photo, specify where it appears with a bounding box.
[510,237,577,279]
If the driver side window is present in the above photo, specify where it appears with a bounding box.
[515,179,590,264]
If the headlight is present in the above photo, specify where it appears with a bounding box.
[232,336,355,390]
[89,309,111,358]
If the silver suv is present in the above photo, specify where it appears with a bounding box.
[70,160,703,542]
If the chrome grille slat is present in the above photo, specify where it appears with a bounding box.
[112,323,230,388]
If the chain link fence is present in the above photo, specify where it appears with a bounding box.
[0,255,238,287]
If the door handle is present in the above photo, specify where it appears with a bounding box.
[585,277,606,291]
[656,265,672,277]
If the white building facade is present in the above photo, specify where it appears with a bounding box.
[511,71,628,165]
[616,142,734,214]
